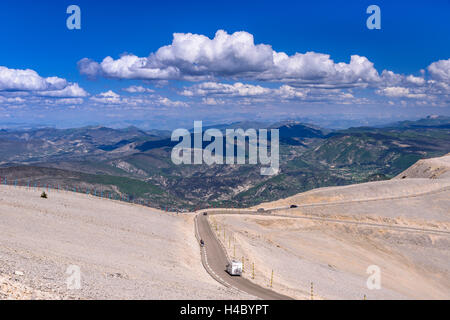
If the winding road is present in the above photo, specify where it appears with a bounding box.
[194,185,450,299]
[195,213,292,300]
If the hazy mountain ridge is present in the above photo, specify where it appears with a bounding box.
[0,116,449,209]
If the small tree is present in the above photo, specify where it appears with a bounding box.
[41,191,48,199]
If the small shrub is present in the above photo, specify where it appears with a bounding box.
[41,191,48,199]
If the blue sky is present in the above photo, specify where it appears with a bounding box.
[0,0,449,129]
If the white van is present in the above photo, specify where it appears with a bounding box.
[226,260,243,276]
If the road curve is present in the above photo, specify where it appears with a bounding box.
[268,185,450,211]
[207,210,450,236]
[195,213,293,300]
[194,185,449,299]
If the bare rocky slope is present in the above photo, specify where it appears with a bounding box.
[0,186,251,299]
[257,154,450,223]
[395,153,450,180]
[217,155,450,299]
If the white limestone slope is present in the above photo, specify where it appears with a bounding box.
[395,153,450,180]
[0,185,251,300]
[225,155,450,299]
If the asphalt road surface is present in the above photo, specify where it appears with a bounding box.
[195,213,292,300]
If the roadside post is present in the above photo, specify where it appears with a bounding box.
[269,270,273,288]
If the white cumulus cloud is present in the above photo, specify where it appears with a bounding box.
[0,65,89,105]
[76,30,449,106]
[377,87,426,99]
[0,66,67,91]
[122,85,155,93]
[78,30,385,88]
[428,58,450,83]
[37,83,89,98]
[181,82,271,97]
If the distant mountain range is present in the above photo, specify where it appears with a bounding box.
[0,116,449,210]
